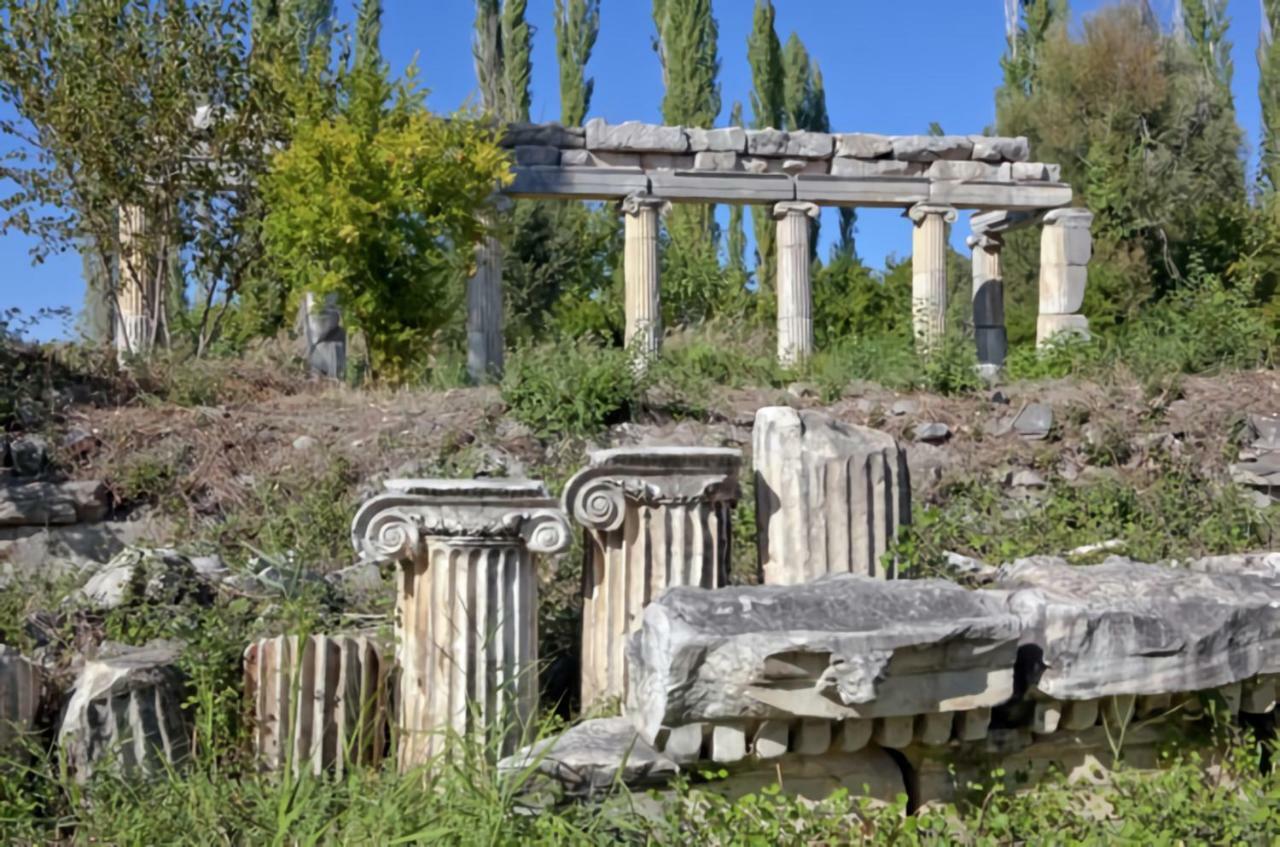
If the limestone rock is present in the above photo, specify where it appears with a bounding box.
[1012,403,1053,440]
[995,557,1280,700]
[926,160,1003,181]
[626,574,1022,743]
[694,151,739,171]
[501,122,585,148]
[1012,162,1052,181]
[76,547,214,611]
[499,717,678,799]
[745,129,833,158]
[1184,552,1280,579]
[244,634,388,776]
[58,643,191,781]
[1246,414,1280,450]
[560,148,592,167]
[9,436,48,477]
[585,119,688,153]
[834,133,893,159]
[968,135,1030,163]
[754,407,910,583]
[829,158,926,178]
[891,135,974,162]
[686,126,747,153]
[0,645,42,756]
[914,422,951,443]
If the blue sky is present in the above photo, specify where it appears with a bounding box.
[0,0,1267,339]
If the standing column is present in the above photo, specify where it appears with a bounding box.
[621,194,667,363]
[352,479,571,768]
[773,201,819,366]
[467,202,509,383]
[563,447,741,709]
[116,203,149,359]
[1037,208,1093,346]
[967,231,1006,376]
[907,203,957,353]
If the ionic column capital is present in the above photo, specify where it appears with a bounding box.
[907,203,957,225]
[772,201,820,221]
[351,478,572,563]
[966,232,1003,251]
[620,193,671,218]
[563,447,741,532]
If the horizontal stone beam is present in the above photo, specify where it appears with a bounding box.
[506,167,1072,211]
[970,209,1045,235]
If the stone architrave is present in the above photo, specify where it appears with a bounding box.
[57,644,191,782]
[621,194,669,364]
[1037,208,1093,347]
[562,447,742,709]
[0,645,42,757]
[773,202,820,366]
[467,202,510,383]
[351,479,570,768]
[908,203,957,352]
[967,231,1006,373]
[116,204,150,359]
[244,634,388,777]
[754,407,910,584]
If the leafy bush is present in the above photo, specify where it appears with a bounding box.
[502,338,642,438]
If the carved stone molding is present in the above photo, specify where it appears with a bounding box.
[351,478,572,564]
[907,202,958,225]
[771,200,820,221]
[619,192,671,218]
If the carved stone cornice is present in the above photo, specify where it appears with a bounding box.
[562,446,742,532]
[619,192,671,218]
[351,479,572,564]
[772,201,820,221]
[907,203,958,225]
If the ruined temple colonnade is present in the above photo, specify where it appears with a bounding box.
[459,121,1093,380]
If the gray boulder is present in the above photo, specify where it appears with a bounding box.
[9,436,48,477]
[75,547,213,611]
[499,717,678,799]
[626,574,1021,743]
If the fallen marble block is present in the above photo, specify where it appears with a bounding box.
[627,574,1021,743]
[995,556,1280,701]
[499,717,678,799]
[57,643,191,781]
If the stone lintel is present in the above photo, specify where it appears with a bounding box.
[646,170,795,203]
[507,166,650,200]
[970,209,1043,235]
[563,446,742,532]
[351,478,572,563]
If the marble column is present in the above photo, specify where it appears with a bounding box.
[621,193,667,363]
[1037,208,1093,347]
[116,203,150,358]
[467,204,509,383]
[351,479,571,768]
[562,447,741,709]
[0,646,41,759]
[967,231,1006,375]
[907,203,957,353]
[773,201,820,366]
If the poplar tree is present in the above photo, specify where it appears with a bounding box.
[726,101,748,278]
[747,0,784,312]
[1261,1,1280,189]
[1179,0,1232,86]
[473,0,531,122]
[474,0,503,115]
[782,34,831,258]
[355,0,382,72]
[652,0,721,128]
[554,0,601,125]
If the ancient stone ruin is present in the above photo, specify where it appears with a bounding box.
[464,120,1094,380]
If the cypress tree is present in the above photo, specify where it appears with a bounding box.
[554,0,601,126]
[1264,2,1280,190]
[1179,0,1232,86]
[355,0,382,72]
[474,0,503,115]
[999,0,1068,98]
[501,0,532,122]
[748,0,784,312]
[782,34,832,259]
[726,101,748,278]
[652,0,721,128]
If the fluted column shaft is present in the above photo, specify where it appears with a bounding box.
[774,202,819,366]
[116,203,150,358]
[908,203,957,353]
[564,447,741,709]
[967,232,1006,371]
[350,478,571,770]
[622,194,665,362]
[467,231,505,383]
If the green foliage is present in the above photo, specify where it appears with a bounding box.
[502,338,642,437]
[747,0,784,307]
[354,0,382,72]
[651,0,720,128]
[553,0,600,126]
[501,0,532,122]
[812,252,909,347]
[1261,1,1280,189]
[259,65,510,381]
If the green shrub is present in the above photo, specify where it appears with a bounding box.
[502,338,642,438]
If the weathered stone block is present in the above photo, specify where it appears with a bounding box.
[560,148,593,167]
[754,407,910,583]
[501,122,585,148]
[0,482,77,527]
[834,133,893,159]
[1012,161,1052,181]
[1036,313,1091,344]
[687,126,747,152]
[829,158,926,178]
[58,643,191,781]
[926,160,1003,181]
[244,633,388,777]
[968,135,1030,163]
[498,717,678,799]
[694,151,740,171]
[627,574,1022,743]
[891,135,974,162]
[746,128,833,158]
[0,645,42,756]
[513,145,561,166]
[585,118,688,153]
[996,557,1280,700]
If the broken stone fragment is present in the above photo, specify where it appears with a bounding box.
[585,118,689,153]
[57,643,191,782]
[994,557,1280,700]
[501,122,585,148]
[1012,403,1053,440]
[829,158,926,178]
[9,435,48,477]
[0,645,42,757]
[968,135,1030,163]
[513,145,560,166]
[626,574,1021,744]
[834,133,893,159]
[498,717,678,799]
[686,126,747,153]
[74,547,214,611]
[891,135,974,162]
